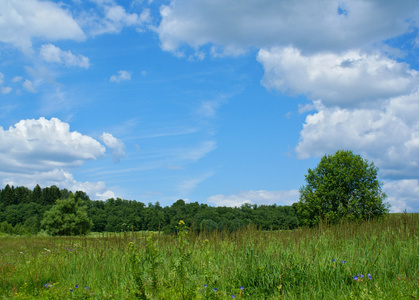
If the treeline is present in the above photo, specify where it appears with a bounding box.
[0,184,299,235]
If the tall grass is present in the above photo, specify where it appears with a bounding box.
[0,214,417,299]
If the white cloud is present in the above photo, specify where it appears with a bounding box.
[100,132,126,163]
[177,172,214,195]
[0,117,105,173]
[207,190,299,207]
[181,140,216,162]
[0,117,117,200]
[296,92,419,179]
[1,168,115,201]
[86,1,151,35]
[12,76,23,83]
[156,0,418,55]
[257,47,419,107]
[383,180,419,213]
[110,70,131,83]
[1,87,12,94]
[22,79,36,93]
[0,73,11,94]
[40,44,90,69]
[0,0,85,52]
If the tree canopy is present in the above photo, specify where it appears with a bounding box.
[41,194,92,236]
[297,150,389,226]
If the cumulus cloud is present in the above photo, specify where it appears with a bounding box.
[0,117,105,173]
[40,44,90,68]
[12,76,23,83]
[0,117,118,200]
[156,0,418,55]
[22,79,36,93]
[257,47,419,107]
[100,132,126,163]
[1,168,115,201]
[0,0,85,52]
[86,1,151,35]
[296,91,419,179]
[110,70,131,83]
[1,87,12,94]
[0,73,12,94]
[383,180,419,213]
[207,190,299,207]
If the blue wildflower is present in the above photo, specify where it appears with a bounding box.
[342,260,347,264]
[213,288,217,292]
[354,275,358,281]
[204,284,207,288]
[332,259,335,262]
[240,286,244,291]
[44,283,47,287]
[69,288,73,292]
[75,284,79,288]
[232,295,235,299]
[367,273,372,280]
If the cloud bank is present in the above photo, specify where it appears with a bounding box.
[0,118,121,200]
[207,190,299,207]
[0,0,85,52]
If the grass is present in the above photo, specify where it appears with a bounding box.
[0,213,417,299]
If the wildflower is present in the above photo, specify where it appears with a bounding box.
[69,288,73,292]
[367,273,372,280]
[85,286,90,290]
[204,284,207,288]
[332,259,335,262]
[354,275,358,281]
[75,284,79,288]
[342,260,347,264]
[240,286,244,291]
[213,287,218,292]
[232,295,235,299]
[179,220,185,225]
[44,283,47,287]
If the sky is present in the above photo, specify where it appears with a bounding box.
[0,0,419,212]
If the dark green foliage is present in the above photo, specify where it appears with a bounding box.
[31,184,42,204]
[0,184,301,234]
[41,194,93,236]
[41,185,61,206]
[298,150,389,226]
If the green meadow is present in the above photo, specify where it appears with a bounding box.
[1,214,417,299]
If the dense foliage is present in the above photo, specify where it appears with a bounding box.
[41,195,92,236]
[297,150,389,226]
[0,184,299,235]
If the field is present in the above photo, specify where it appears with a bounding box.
[0,214,418,299]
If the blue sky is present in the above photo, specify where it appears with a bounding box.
[1,0,419,212]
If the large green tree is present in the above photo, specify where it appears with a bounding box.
[41,194,92,235]
[297,150,389,226]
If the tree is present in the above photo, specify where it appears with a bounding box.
[41,194,93,235]
[297,150,389,226]
[31,184,42,204]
